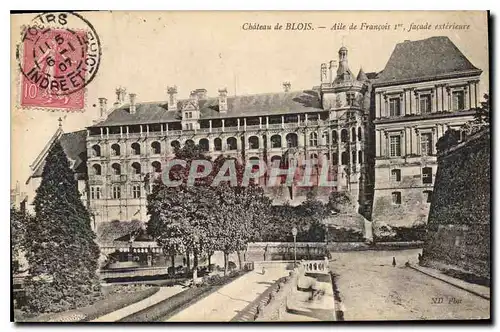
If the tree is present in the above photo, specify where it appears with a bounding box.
[24,141,101,313]
[474,93,490,125]
[147,144,215,274]
[11,207,28,274]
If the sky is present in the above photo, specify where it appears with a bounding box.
[10,11,489,192]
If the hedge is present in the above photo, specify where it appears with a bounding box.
[119,271,245,322]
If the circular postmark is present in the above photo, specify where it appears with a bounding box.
[16,12,101,97]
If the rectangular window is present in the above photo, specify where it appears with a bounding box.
[132,185,141,199]
[422,167,433,184]
[420,133,433,156]
[419,94,431,114]
[346,93,355,106]
[113,186,121,199]
[452,91,465,111]
[391,169,401,182]
[389,98,401,117]
[90,186,101,200]
[389,135,401,157]
[392,192,402,204]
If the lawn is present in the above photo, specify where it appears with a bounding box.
[15,284,159,322]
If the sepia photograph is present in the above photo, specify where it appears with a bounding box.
[10,10,490,323]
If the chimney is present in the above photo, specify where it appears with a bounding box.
[218,88,228,113]
[320,63,327,83]
[329,60,337,83]
[129,93,137,114]
[98,97,107,117]
[283,81,291,92]
[193,88,207,100]
[167,86,178,111]
[114,87,126,106]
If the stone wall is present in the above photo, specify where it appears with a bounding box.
[421,128,490,280]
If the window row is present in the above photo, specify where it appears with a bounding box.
[390,167,433,184]
[91,161,162,176]
[387,90,465,117]
[391,190,433,205]
[91,142,162,157]
[388,133,434,157]
[90,185,143,200]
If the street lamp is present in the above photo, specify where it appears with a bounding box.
[292,226,298,266]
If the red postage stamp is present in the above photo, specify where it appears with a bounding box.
[17,12,101,110]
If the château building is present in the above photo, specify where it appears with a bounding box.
[26,36,484,240]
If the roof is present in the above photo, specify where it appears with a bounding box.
[91,90,323,127]
[376,36,481,85]
[96,220,145,245]
[30,129,88,178]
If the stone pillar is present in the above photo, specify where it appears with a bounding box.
[209,120,212,133]
[281,115,285,129]
[414,128,420,155]
[259,117,262,129]
[266,116,269,129]
[443,86,449,111]
[464,86,470,110]
[237,118,240,131]
[244,118,247,131]
[474,81,479,108]
[411,90,417,115]
[383,95,388,117]
[380,131,387,157]
[222,119,225,132]
[375,129,381,157]
[405,127,411,156]
[375,93,381,118]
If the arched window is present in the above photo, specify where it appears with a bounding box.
[111,143,121,156]
[249,136,260,149]
[199,138,209,151]
[111,163,121,175]
[227,137,237,150]
[270,155,282,166]
[131,142,141,155]
[214,138,222,151]
[249,156,261,172]
[341,151,349,165]
[323,131,330,145]
[358,150,363,164]
[170,140,180,149]
[92,164,102,175]
[270,135,282,148]
[332,153,338,165]
[131,162,141,175]
[185,139,195,147]
[152,161,162,173]
[285,133,298,148]
[332,130,338,143]
[351,128,356,142]
[357,127,362,141]
[151,141,161,154]
[310,153,318,160]
[91,145,101,157]
[352,150,357,164]
[341,129,349,143]
[309,132,318,146]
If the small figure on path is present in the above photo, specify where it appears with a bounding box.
[418,253,423,265]
[262,266,266,275]
[392,257,396,267]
